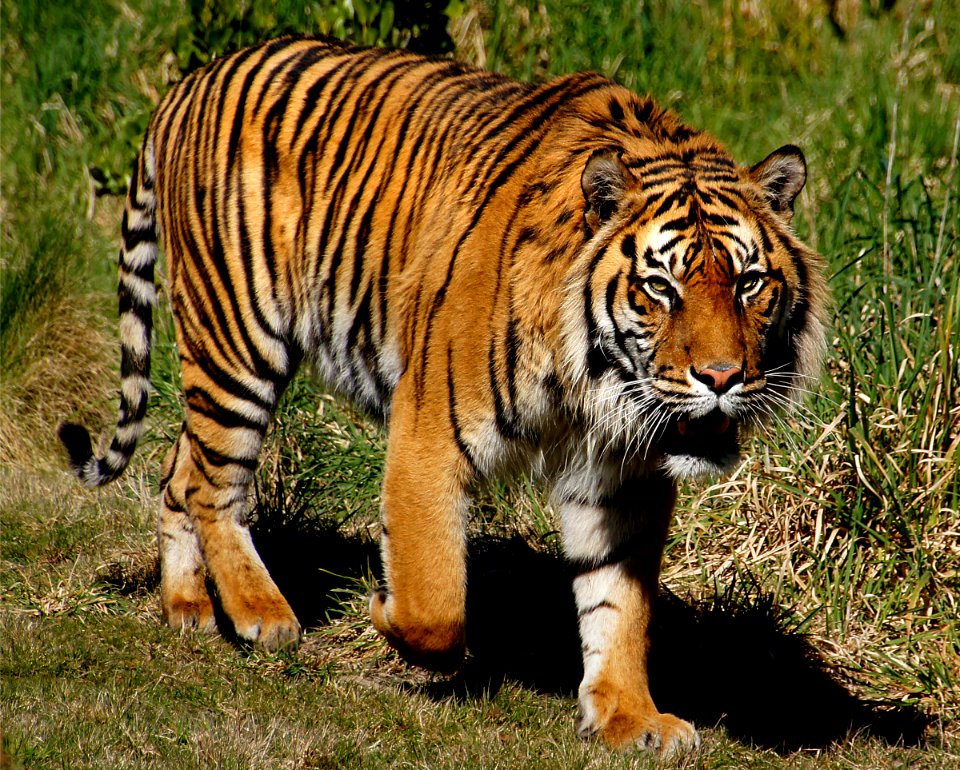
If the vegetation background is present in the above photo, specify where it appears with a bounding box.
[2,0,958,767]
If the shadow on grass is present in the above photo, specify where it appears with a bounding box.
[453,535,930,751]
[213,516,931,753]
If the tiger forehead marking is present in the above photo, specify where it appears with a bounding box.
[626,220,764,287]
[625,160,766,274]
[59,38,829,755]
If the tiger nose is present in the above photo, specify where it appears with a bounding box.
[691,364,743,394]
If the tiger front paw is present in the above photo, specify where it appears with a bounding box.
[578,685,700,755]
[370,588,465,672]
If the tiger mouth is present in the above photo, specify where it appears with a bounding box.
[664,409,740,459]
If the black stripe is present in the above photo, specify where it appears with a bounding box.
[228,54,295,362]
[309,57,411,347]
[679,243,704,280]
[176,202,257,374]
[702,210,738,227]
[290,46,380,146]
[605,274,631,357]
[107,432,136,455]
[568,537,638,576]
[788,237,809,295]
[583,241,612,379]
[708,188,741,209]
[162,489,186,513]
[189,428,259,472]
[174,250,247,374]
[185,386,268,431]
[376,67,490,342]
[186,53,225,287]
[462,74,605,194]
[633,98,655,124]
[344,286,376,394]
[251,42,319,117]
[608,96,625,123]
[290,58,347,148]
[761,285,782,319]
[654,234,684,261]
[628,158,684,176]
[651,188,686,220]
[225,38,293,165]
[578,600,619,619]
[230,166,288,376]
[116,386,148,428]
[488,321,525,441]
[326,59,424,310]
[715,229,750,256]
[165,49,263,377]
[177,325,276,413]
[120,209,155,252]
[392,73,497,276]
[756,218,775,253]
[257,52,314,318]
[153,60,216,156]
[503,317,522,422]
[659,203,699,232]
[447,344,479,473]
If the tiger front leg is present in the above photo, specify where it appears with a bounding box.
[370,380,471,672]
[557,474,699,755]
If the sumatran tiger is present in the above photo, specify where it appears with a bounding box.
[59,36,828,754]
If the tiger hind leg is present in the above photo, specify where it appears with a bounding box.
[158,429,216,633]
[173,363,301,651]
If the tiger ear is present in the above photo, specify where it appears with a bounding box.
[581,149,630,234]
[750,145,807,218]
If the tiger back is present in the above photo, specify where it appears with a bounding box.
[60,36,828,755]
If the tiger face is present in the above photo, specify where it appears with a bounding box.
[570,143,827,479]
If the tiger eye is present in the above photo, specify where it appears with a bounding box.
[738,272,764,295]
[645,276,673,295]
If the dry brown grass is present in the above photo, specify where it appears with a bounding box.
[0,293,114,468]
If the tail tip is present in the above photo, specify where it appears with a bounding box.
[57,421,95,477]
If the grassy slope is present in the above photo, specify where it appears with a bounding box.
[2,0,958,768]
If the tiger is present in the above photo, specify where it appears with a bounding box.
[59,36,829,754]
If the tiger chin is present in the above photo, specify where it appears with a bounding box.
[58,37,829,756]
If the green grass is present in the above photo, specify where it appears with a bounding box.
[2,0,959,767]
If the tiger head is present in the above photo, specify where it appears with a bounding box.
[563,140,829,479]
